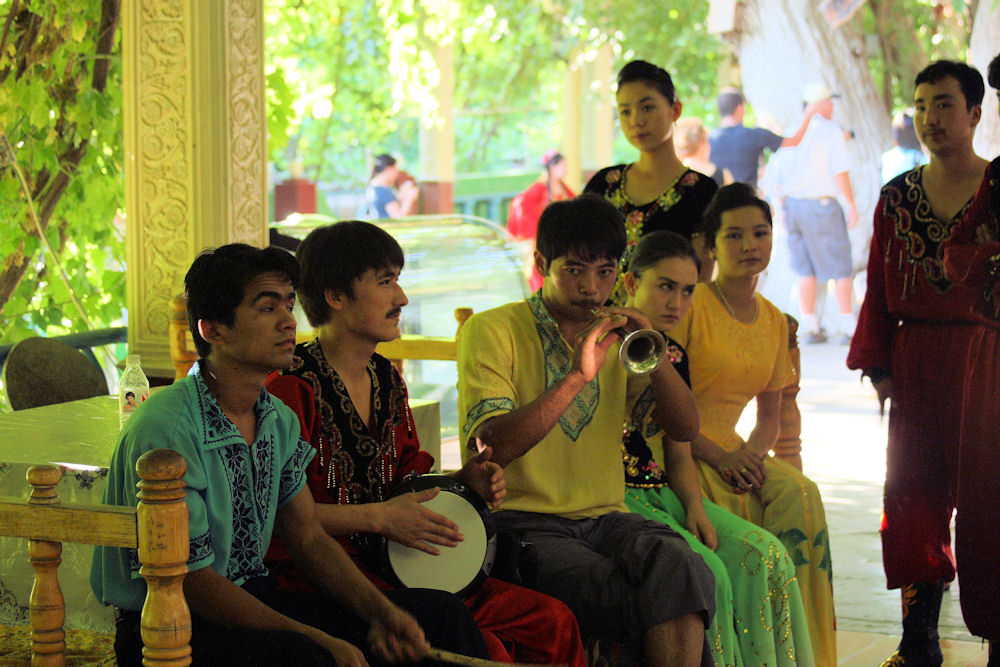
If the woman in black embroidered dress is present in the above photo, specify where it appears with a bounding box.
[584,60,718,298]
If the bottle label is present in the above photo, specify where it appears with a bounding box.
[120,386,149,416]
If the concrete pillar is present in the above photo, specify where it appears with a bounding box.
[123,0,268,378]
[579,44,614,183]
[418,42,455,214]
[562,55,583,193]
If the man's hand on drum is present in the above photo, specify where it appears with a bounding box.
[367,602,430,663]
[454,445,507,508]
[378,489,463,555]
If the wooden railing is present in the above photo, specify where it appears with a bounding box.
[0,448,192,665]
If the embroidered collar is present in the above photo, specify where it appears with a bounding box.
[283,340,406,505]
[188,360,277,451]
[885,166,970,295]
[526,292,600,441]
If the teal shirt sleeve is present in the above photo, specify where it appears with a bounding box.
[89,380,215,610]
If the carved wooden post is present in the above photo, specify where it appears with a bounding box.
[136,449,192,666]
[775,314,804,470]
[26,464,66,666]
[454,307,473,335]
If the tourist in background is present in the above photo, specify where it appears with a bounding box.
[674,117,731,187]
[508,150,575,291]
[880,111,926,184]
[708,88,818,188]
[365,153,419,218]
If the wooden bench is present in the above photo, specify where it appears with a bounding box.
[0,448,191,666]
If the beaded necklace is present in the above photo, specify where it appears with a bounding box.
[712,280,758,323]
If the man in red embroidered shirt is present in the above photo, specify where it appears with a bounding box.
[266,220,585,666]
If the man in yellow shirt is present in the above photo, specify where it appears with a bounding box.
[458,193,715,667]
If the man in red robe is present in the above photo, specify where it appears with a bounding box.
[848,60,989,666]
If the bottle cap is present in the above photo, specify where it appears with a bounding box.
[126,354,141,365]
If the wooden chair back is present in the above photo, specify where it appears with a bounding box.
[0,448,192,666]
[774,314,803,470]
[375,308,473,372]
[169,295,198,382]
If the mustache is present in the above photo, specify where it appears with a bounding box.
[386,307,402,318]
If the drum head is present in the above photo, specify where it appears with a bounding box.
[387,489,488,595]
[384,475,495,598]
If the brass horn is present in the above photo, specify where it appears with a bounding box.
[614,327,668,375]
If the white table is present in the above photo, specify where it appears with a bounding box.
[0,394,440,630]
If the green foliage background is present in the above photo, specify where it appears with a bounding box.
[0,0,124,346]
[0,0,985,347]
[264,0,728,185]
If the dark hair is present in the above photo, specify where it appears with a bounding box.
[628,230,701,276]
[370,153,397,180]
[184,244,300,358]
[296,220,405,326]
[617,60,676,105]
[536,193,626,268]
[717,89,745,117]
[701,183,773,249]
[989,53,1000,90]
[542,150,563,169]
[892,113,921,151]
[914,60,985,110]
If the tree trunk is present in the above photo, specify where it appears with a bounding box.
[718,0,891,270]
[969,1,999,159]
[0,0,119,319]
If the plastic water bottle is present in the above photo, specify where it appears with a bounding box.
[119,354,150,423]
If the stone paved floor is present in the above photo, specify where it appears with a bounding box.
[792,341,974,643]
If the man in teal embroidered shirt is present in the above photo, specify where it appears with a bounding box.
[91,243,486,666]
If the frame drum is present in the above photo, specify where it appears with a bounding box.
[380,475,496,598]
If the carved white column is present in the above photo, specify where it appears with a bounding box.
[418,41,455,214]
[123,0,267,379]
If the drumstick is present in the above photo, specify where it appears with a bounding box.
[426,646,567,667]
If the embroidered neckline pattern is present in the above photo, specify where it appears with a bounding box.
[287,340,404,506]
[190,363,287,581]
[885,166,970,295]
[601,166,700,304]
[527,293,599,441]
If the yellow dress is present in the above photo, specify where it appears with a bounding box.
[672,285,836,666]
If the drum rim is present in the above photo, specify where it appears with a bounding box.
[382,474,497,598]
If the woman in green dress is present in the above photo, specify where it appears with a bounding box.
[621,229,814,667]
